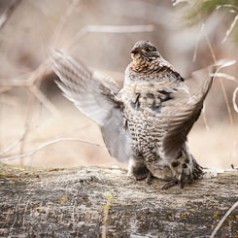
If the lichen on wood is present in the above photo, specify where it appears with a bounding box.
[0,164,238,237]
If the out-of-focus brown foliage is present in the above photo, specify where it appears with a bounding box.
[0,0,237,169]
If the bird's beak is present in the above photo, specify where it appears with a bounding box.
[131,48,141,60]
[131,49,139,54]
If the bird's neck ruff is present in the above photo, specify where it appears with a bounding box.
[130,57,161,73]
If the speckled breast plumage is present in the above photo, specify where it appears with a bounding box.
[122,62,183,163]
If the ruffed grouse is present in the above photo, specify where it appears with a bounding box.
[51,40,215,189]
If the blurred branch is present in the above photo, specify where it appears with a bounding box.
[203,24,235,127]
[0,60,59,116]
[0,136,25,156]
[1,1,136,166]
[19,90,35,166]
[181,0,238,43]
[0,137,105,162]
[29,85,59,116]
[172,0,189,6]
[0,61,50,88]
[222,14,238,43]
[70,24,154,50]
[0,0,59,164]
[79,24,154,34]
[233,87,238,113]
[222,15,238,43]
[0,60,60,165]
[215,72,237,82]
[0,0,22,30]
[52,0,81,48]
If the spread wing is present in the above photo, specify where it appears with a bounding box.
[160,67,215,158]
[50,50,132,163]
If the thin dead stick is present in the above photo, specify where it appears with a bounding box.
[192,26,200,62]
[233,86,238,113]
[69,24,154,50]
[172,0,190,6]
[193,24,211,130]
[18,63,59,165]
[80,24,155,33]
[19,89,35,167]
[0,137,24,156]
[210,200,238,238]
[201,104,210,131]
[29,85,59,116]
[222,14,238,43]
[216,4,238,12]
[203,24,235,127]
[215,72,237,82]
[1,137,104,162]
[0,60,59,115]
[51,0,81,48]
[0,121,90,157]
[0,0,22,30]
[0,60,51,88]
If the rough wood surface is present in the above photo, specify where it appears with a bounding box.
[0,163,238,238]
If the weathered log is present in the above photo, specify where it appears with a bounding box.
[0,163,238,238]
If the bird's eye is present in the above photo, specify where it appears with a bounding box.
[145,47,151,52]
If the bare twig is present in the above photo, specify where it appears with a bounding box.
[222,14,238,43]
[0,0,22,30]
[233,86,238,113]
[203,24,235,127]
[0,60,59,165]
[201,104,210,131]
[79,24,154,34]
[215,72,237,82]
[0,136,25,156]
[69,24,154,50]
[51,0,81,48]
[192,25,201,62]
[19,89,35,166]
[0,60,59,115]
[172,0,190,6]
[210,200,238,238]
[1,137,104,162]
[216,4,238,12]
[29,85,59,116]
[0,60,50,88]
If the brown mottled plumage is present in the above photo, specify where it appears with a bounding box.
[51,41,215,189]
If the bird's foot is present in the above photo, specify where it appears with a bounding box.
[162,158,203,189]
[161,173,193,189]
[161,177,179,190]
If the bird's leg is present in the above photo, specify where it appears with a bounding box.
[146,171,154,185]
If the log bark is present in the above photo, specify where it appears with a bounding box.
[0,163,238,238]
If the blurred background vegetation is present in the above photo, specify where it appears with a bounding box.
[0,0,237,169]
